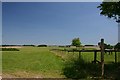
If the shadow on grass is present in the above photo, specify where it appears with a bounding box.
[62,56,120,79]
[104,63,120,79]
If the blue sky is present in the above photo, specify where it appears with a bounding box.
[1,0,103,2]
[0,2,2,45]
[2,2,118,45]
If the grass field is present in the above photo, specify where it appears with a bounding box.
[0,51,2,76]
[2,47,120,78]
[2,47,64,78]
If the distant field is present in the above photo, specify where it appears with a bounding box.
[2,47,120,78]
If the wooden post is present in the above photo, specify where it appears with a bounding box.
[101,39,104,78]
[115,51,117,63]
[94,51,97,63]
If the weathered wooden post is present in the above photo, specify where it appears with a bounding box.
[101,39,104,78]
[94,51,97,63]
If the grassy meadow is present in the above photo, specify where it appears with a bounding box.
[2,47,64,78]
[2,47,120,78]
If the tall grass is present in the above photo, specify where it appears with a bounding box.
[62,55,120,79]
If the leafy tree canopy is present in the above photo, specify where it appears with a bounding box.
[97,1,120,22]
[71,38,81,47]
[98,42,113,49]
[114,42,120,50]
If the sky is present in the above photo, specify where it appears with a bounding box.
[0,1,2,45]
[2,2,118,45]
[1,0,103,2]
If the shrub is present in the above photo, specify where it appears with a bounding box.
[38,45,47,47]
[62,57,101,79]
[23,45,35,47]
[1,48,19,51]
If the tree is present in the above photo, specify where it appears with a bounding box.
[106,44,113,49]
[97,1,120,22]
[71,38,81,47]
[114,42,120,50]
[97,1,120,42]
[98,42,113,49]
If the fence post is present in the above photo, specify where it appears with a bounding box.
[94,51,97,63]
[101,39,104,78]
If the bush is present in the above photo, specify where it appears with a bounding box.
[62,57,101,79]
[62,56,120,79]
[1,48,19,51]
[59,46,65,47]
[23,45,35,47]
[38,45,47,47]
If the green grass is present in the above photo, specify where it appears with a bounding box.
[81,52,118,63]
[0,51,2,75]
[2,47,120,78]
[2,47,64,78]
[52,49,118,63]
[51,48,120,79]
